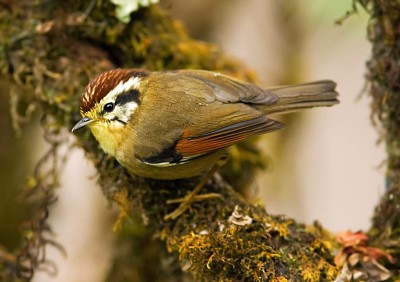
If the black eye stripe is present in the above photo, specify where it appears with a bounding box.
[115,89,141,106]
[111,116,127,125]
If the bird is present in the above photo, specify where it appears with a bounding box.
[72,68,339,219]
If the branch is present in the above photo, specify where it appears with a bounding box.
[364,0,400,275]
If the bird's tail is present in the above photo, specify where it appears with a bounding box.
[261,80,339,115]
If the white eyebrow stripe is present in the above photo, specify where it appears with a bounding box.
[100,76,141,103]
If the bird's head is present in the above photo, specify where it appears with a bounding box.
[72,68,148,154]
[72,68,148,131]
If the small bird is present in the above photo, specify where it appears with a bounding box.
[72,68,338,219]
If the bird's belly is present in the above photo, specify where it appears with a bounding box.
[117,150,227,180]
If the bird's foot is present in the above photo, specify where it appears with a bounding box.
[164,192,222,221]
[163,163,223,221]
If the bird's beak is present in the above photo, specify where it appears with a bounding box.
[71,116,93,132]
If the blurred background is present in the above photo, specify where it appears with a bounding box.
[0,1,384,281]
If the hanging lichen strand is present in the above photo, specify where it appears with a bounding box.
[365,0,400,274]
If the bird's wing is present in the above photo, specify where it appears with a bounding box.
[174,69,279,105]
[175,115,283,157]
[135,70,283,166]
[141,115,283,166]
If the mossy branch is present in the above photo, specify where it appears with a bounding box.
[363,0,400,274]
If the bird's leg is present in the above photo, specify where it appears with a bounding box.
[163,160,226,221]
[165,192,222,204]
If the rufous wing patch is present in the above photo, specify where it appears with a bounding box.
[175,115,284,158]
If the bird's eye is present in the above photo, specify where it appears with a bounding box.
[103,102,115,113]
